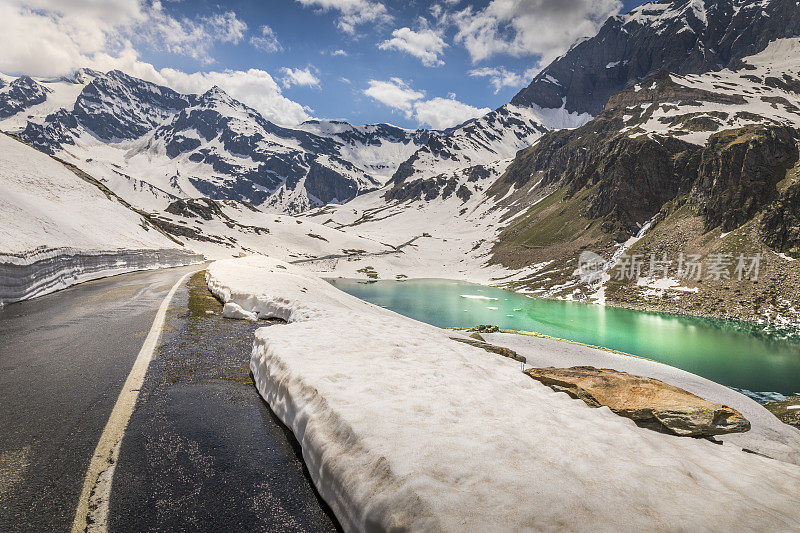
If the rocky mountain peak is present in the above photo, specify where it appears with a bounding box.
[511,0,799,116]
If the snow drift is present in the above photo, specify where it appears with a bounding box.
[206,256,800,532]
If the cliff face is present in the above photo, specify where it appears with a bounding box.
[692,127,799,232]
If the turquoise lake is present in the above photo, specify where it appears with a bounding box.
[328,278,800,395]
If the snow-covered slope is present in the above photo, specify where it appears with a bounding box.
[207,256,800,532]
[0,134,199,304]
[295,119,438,182]
[150,197,395,262]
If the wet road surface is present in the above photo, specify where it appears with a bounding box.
[0,267,339,532]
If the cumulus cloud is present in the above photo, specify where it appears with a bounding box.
[363,78,424,117]
[413,96,489,129]
[363,78,488,129]
[279,66,321,88]
[379,23,447,67]
[295,0,391,34]
[468,66,538,93]
[0,0,249,74]
[160,68,312,124]
[250,25,282,53]
[452,0,621,65]
[0,1,311,126]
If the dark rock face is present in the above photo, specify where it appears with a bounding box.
[525,366,751,437]
[493,66,800,244]
[760,183,800,258]
[692,126,799,232]
[18,109,79,154]
[305,159,363,204]
[512,0,800,116]
[0,76,50,119]
[71,70,192,141]
[164,198,230,221]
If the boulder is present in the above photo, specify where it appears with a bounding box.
[525,366,750,437]
[469,332,485,341]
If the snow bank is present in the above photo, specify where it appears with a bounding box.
[207,256,800,532]
[0,247,201,305]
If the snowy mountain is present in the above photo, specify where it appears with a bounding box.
[482,36,800,325]
[390,0,800,198]
[388,104,590,191]
[513,0,800,116]
[0,71,435,213]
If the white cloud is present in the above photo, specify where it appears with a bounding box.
[250,25,282,53]
[0,0,249,74]
[295,0,391,34]
[363,78,424,117]
[279,66,321,88]
[452,0,621,65]
[331,49,348,56]
[160,68,312,125]
[0,1,310,126]
[379,24,447,67]
[468,66,537,93]
[203,11,248,44]
[413,96,489,129]
[363,78,489,129]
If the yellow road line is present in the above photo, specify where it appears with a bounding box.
[72,270,195,533]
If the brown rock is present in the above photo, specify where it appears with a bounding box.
[469,332,485,341]
[525,366,750,437]
[450,337,526,364]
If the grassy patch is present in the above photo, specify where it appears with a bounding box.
[187,270,223,317]
[505,186,596,249]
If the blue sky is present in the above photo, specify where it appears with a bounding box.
[3,0,649,128]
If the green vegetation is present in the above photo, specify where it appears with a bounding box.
[504,186,596,249]
[187,270,223,317]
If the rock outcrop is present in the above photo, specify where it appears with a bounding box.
[525,366,751,437]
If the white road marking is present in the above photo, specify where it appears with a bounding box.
[72,270,195,533]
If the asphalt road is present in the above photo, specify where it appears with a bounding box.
[0,266,338,532]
